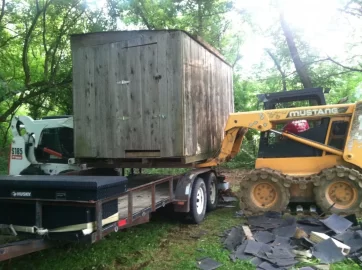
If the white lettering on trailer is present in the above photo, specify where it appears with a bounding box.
[11,191,32,197]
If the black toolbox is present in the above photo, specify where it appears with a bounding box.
[0,175,127,231]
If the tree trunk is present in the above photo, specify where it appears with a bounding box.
[265,49,287,91]
[280,12,313,89]
[197,0,203,36]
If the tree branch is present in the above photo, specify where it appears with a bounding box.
[133,1,155,29]
[0,35,20,48]
[265,49,287,91]
[0,0,5,24]
[2,111,15,148]
[0,79,72,122]
[326,57,362,72]
[49,9,84,80]
[42,0,48,79]
[197,0,203,36]
[22,0,52,87]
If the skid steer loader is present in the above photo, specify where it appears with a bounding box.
[198,87,362,215]
[8,115,80,175]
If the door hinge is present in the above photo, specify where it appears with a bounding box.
[118,116,130,121]
[117,80,130,85]
[152,114,166,119]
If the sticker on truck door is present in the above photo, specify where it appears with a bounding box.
[11,147,23,160]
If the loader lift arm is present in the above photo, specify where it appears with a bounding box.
[198,103,356,168]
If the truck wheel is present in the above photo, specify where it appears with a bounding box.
[314,173,362,215]
[189,177,207,224]
[206,173,218,212]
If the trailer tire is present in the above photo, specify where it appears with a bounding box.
[206,173,218,212]
[189,177,207,224]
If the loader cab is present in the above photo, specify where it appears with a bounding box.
[257,87,327,110]
[14,116,74,164]
[256,87,342,158]
[35,127,74,163]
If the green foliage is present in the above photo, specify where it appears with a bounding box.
[0,148,8,175]
[1,0,362,172]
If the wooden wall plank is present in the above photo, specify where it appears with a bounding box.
[72,47,86,157]
[102,44,112,158]
[126,39,143,151]
[171,32,183,156]
[141,35,159,151]
[108,42,120,157]
[182,35,193,156]
[84,46,96,157]
[204,47,211,153]
[158,32,169,156]
[116,41,131,157]
[93,45,106,157]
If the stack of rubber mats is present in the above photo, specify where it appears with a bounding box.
[222,212,362,269]
[0,175,127,240]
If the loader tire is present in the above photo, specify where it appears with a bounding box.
[314,167,362,215]
[239,170,290,215]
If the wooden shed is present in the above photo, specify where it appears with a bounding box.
[71,30,233,166]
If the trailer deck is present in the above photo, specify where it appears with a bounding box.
[0,174,179,261]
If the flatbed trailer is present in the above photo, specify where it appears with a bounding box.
[0,168,222,261]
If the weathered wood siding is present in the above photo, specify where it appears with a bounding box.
[182,35,233,158]
[71,30,233,162]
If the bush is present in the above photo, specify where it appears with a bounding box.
[221,139,257,169]
[0,147,9,175]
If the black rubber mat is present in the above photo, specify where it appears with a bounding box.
[312,238,345,263]
[197,258,222,270]
[250,257,263,266]
[273,217,296,238]
[254,231,275,244]
[247,215,283,230]
[271,236,291,247]
[344,231,362,253]
[244,240,267,256]
[321,214,352,234]
[258,261,279,270]
[333,231,355,243]
[223,227,244,251]
[345,214,359,226]
[234,241,254,260]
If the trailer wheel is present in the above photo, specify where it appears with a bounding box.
[206,173,218,212]
[189,177,207,224]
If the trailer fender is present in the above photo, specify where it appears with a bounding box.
[173,168,216,212]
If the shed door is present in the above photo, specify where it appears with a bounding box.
[114,38,161,154]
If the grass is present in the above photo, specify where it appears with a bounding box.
[1,166,362,270]
[1,202,362,270]
[0,205,251,270]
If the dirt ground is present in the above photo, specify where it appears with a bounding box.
[218,168,251,187]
